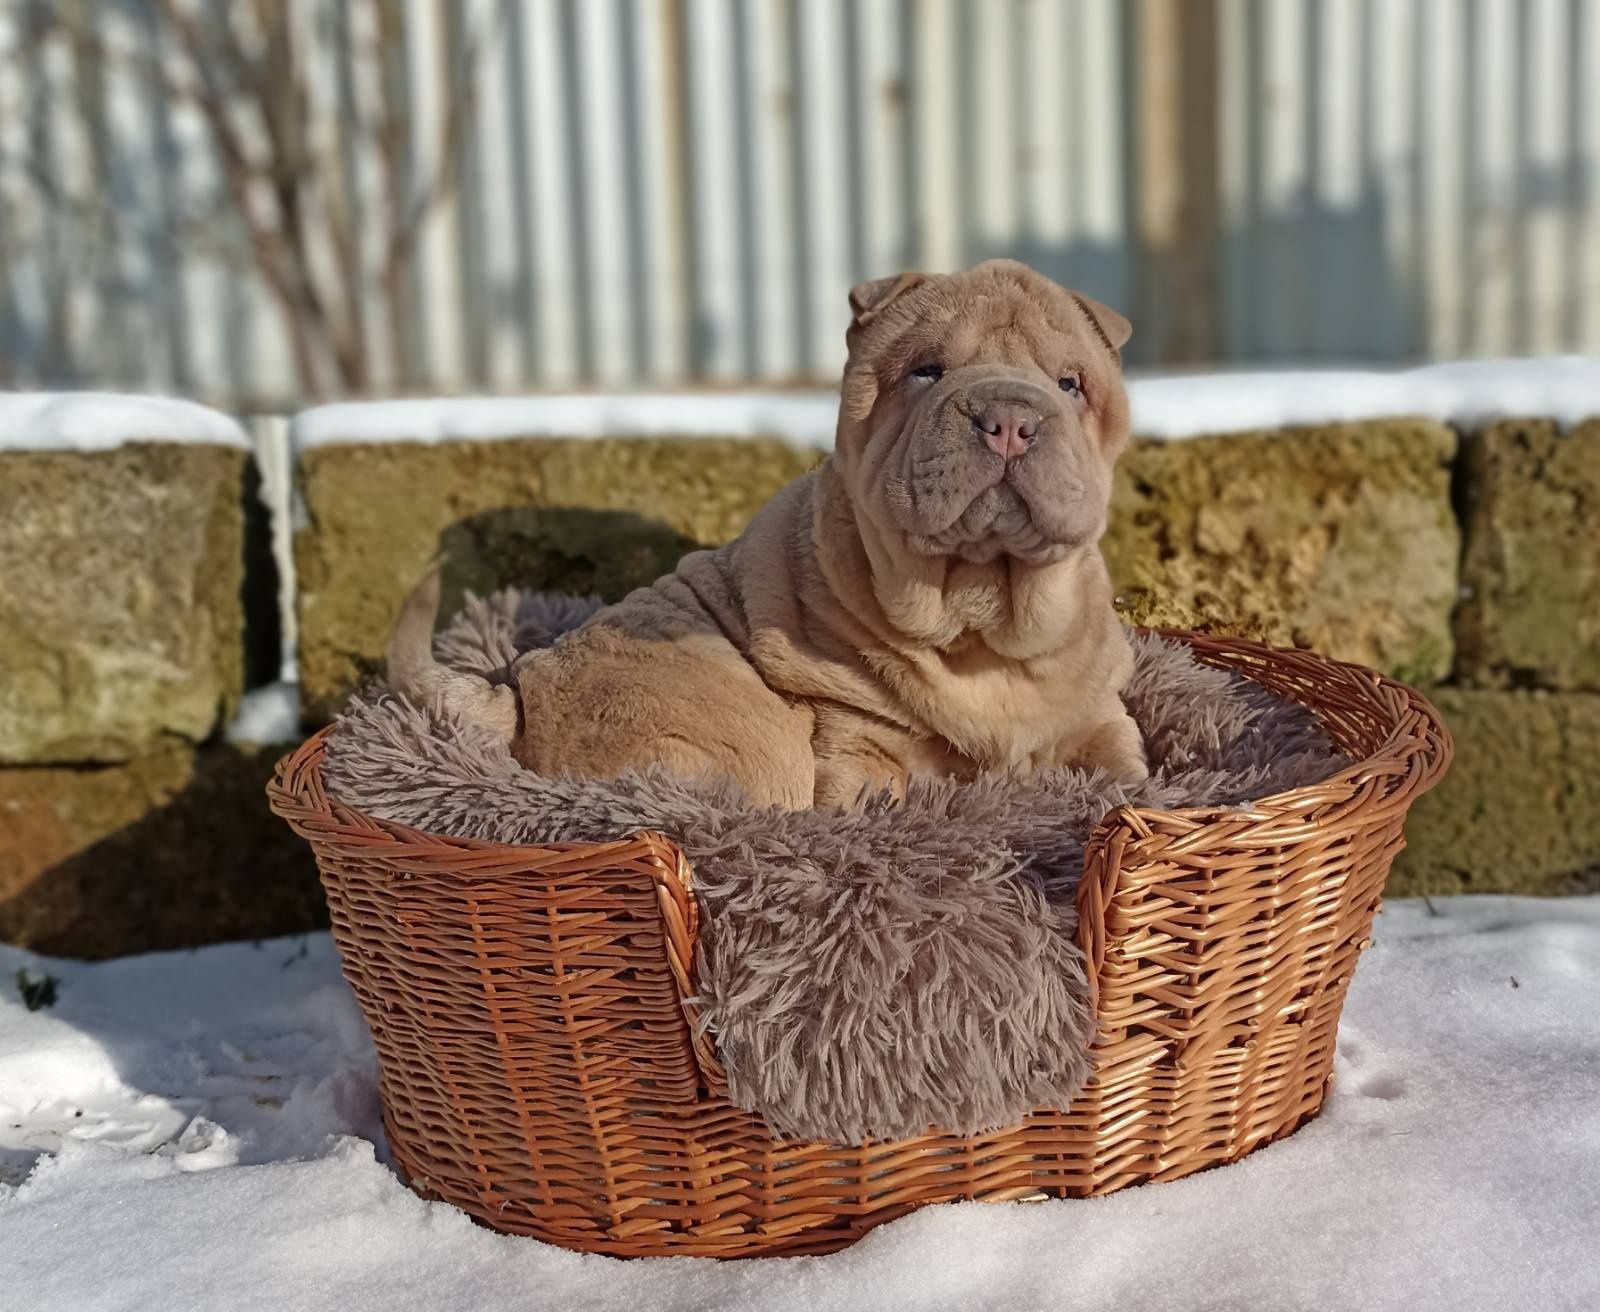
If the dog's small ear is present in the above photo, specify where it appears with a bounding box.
[1071,291,1133,358]
[848,272,926,329]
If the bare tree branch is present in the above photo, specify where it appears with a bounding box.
[153,0,328,396]
[13,0,504,399]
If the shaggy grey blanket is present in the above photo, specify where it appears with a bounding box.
[323,592,1344,1144]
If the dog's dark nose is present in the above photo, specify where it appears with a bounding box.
[974,402,1039,460]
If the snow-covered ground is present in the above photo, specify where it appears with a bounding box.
[2,896,1597,1312]
[224,681,303,747]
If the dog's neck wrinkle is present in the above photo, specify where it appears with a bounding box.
[984,549,1101,659]
[809,462,904,644]
[813,458,1087,658]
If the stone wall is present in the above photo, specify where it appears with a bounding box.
[290,416,1597,901]
[1391,417,1600,896]
[4,401,1596,956]
[0,437,319,957]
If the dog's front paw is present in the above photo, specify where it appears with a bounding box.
[814,755,908,809]
[1067,712,1149,785]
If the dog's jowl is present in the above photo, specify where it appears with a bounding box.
[387,260,1148,808]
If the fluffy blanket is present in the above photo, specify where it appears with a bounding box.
[322,592,1344,1144]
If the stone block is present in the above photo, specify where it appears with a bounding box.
[1103,420,1459,684]
[0,445,247,762]
[294,436,818,720]
[1388,689,1600,896]
[1454,418,1600,690]
[0,743,323,958]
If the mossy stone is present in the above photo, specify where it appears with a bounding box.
[0,445,246,763]
[438,506,703,616]
[1455,418,1600,691]
[1104,420,1459,683]
[294,436,818,721]
[538,437,819,546]
[1388,689,1600,896]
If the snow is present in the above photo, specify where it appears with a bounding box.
[291,392,844,452]
[3,896,1597,1311]
[289,358,1600,454]
[0,393,249,451]
[9,358,1595,459]
[224,682,303,746]
[1128,355,1600,439]
[4,357,1596,458]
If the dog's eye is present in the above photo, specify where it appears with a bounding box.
[910,362,944,382]
[1058,374,1083,396]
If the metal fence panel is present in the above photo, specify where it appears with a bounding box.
[1,0,1595,408]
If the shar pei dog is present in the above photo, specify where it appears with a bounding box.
[387,259,1148,809]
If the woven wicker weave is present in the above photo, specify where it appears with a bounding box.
[267,635,1451,1258]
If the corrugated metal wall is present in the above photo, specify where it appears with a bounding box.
[1218,0,1600,363]
[1,0,1596,407]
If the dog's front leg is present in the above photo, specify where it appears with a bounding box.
[1049,704,1150,785]
[810,706,911,808]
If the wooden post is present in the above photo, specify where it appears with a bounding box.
[1134,0,1221,365]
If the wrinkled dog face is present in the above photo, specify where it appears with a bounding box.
[837,260,1133,565]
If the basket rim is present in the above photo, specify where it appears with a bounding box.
[267,631,1452,866]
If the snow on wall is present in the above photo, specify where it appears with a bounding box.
[291,391,844,452]
[1129,356,1600,439]
[0,393,249,452]
[7,356,1595,458]
[291,357,1600,454]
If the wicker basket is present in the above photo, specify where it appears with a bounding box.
[267,635,1451,1258]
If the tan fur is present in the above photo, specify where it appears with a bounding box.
[387,260,1147,808]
